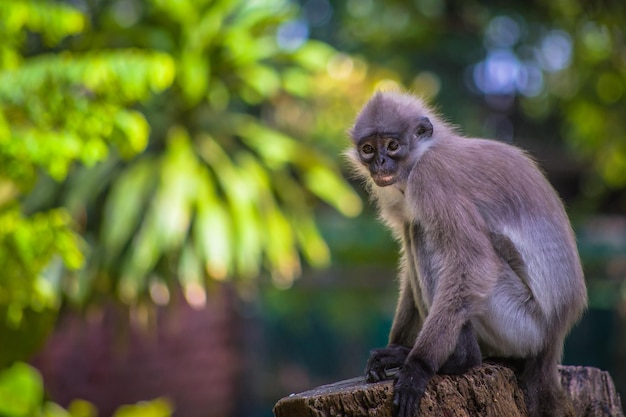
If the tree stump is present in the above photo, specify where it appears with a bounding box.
[273,364,623,417]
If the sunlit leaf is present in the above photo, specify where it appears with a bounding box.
[151,0,197,26]
[282,67,312,97]
[190,10,223,50]
[115,110,150,157]
[122,195,166,290]
[0,208,83,318]
[235,119,298,167]
[62,158,117,218]
[230,170,270,277]
[195,193,233,280]
[67,399,98,417]
[234,1,291,30]
[0,1,85,46]
[41,402,71,417]
[266,208,300,286]
[0,362,43,416]
[239,64,280,98]
[154,128,198,250]
[178,51,209,105]
[290,40,335,72]
[178,241,203,287]
[197,135,262,278]
[0,50,175,103]
[112,398,172,417]
[303,164,362,217]
[102,159,156,261]
[293,214,330,268]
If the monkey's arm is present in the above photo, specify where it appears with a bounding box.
[365,258,423,382]
[389,231,426,347]
[393,201,499,417]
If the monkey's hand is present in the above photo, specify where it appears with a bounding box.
[365,344,410,382]
[393,356,434,417]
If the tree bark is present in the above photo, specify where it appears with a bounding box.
[273,364,623,417]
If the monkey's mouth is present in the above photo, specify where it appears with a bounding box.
[373,174,396,187]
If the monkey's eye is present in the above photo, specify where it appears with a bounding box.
[361,144,375,154]
[387,141,399,151]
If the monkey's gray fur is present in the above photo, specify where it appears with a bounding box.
[346,91,587,417]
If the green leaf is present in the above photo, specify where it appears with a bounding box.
[151,0,198,25]
[197,135,262,278]
[191,10,223,49]
[153,129,199,250]
[266,208,300,286]
[112,398,172,417]
[0,1,85,46]
[0,50,175,103]
[0,362,43,417]
[177,51,210,105]
[41,402,71,417]
[282,67,312,97]
[114,110,150,157]
[195,189,233,280]
[0,208,83,317]
[121,200,164,296]
[293,214,330,268]
[290,40,335,72]
[178,241,203,287]
[235,119,298,168]
[303,164,362,217]
[102,159,156,262]
[66,398,98,417]
[239,64,280,98]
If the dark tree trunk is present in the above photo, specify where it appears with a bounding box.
[273,364,623,417]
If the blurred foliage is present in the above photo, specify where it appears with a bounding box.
[0,1,174,328]
[111,399,172,417]
[0,361,171,417]
[0,0,363,323]
[34,0,362,308]
[0,0,362,406]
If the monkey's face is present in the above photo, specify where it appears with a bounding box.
[357,135,409,187]
[349,91,435,187]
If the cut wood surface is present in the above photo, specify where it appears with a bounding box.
[273,364,623,417]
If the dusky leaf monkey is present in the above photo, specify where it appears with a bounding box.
[346,91,587,417]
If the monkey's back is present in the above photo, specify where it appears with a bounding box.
[408,136,586,330]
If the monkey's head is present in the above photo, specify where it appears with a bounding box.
[348,91,435,188]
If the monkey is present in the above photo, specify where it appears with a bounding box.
[345,91,587,417]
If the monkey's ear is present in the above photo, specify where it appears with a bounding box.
[415,117,433,139]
